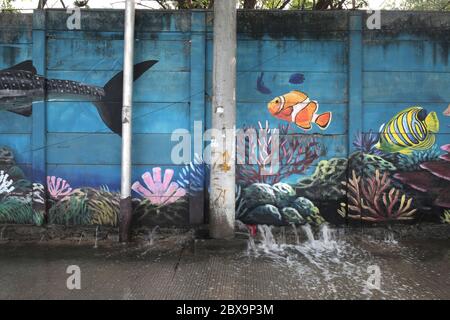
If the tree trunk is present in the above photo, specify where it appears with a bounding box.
[177,0,192,9]
[279,0,292,9]
[243,0,257,9]
[37,0,47,9]
[315,0,333,10]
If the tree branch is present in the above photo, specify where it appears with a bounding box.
[279,0,292,9]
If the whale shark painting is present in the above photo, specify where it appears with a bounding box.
[0,60,158,136]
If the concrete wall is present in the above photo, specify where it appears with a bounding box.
[0,10,449,228]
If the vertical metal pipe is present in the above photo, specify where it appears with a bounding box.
[119,0,135,242]
[209,0,237,239]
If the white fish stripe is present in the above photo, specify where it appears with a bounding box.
[290,98,317,122]
[277,95,286,113]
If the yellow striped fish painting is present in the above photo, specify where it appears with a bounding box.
[375,107,439,155]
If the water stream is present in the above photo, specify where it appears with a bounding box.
[93,226,99,249]
[147,226,160,246]
[243,223,412,298]
[0,225,6,241]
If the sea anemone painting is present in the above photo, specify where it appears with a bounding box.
[132,167,187,206]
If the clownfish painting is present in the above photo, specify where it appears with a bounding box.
[267,90,332,130]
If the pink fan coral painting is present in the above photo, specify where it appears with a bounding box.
[132,167,186,206]
[47,176,73,199]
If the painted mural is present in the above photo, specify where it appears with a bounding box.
[234,73,449,228]
[0,60,157,136]
[0,57,192,228]
[0,144,192,227]
[444,104,450,117]
[0,63,449,229]
[267,90,332,130]
[0,11,449,232]
[0,146,44,225]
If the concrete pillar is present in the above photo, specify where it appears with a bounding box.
[209,0,237,239]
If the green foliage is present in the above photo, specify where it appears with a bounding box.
[384,0,450,11]
[258,0,293,9]
[289,0,368,9]
[154,0,213,9]
[154,0,368,9]
[48,188,119,226]
[88,189,119,227]
[155,0,447,10]
[0,198,43,225]
[49,194,90,225]
[0,0,14,11]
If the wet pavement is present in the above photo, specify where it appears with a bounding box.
[0,226,449,300]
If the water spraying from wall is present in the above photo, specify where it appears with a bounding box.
[94,226,99,249]
[147,226,160,246]
[291,223,299,245]
[242,223,414,298]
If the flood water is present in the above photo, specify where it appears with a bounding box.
[0,225,449,300]
[243,224,450,299]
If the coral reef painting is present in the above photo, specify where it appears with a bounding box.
[0,170,14,196]
[338,170,417,222]
[49,187,119,226]
[0,147,44,225]
[47,176,73,199]
[232,94,449,228]
[353,130,384,156]
[0,144,191,227]
[132,168,189,226]
[0,60,448,231]
[396,146,441,172]
[394,144,450,208]
[236,182,324,227]
[236,121,321,185]
[132,168,186,206]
